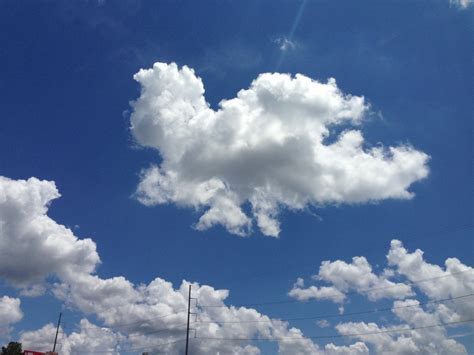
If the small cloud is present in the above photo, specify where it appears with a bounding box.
[381,268,395,278]
[274,37,297,52]
[316,319,330,328]
[20,284,46,297]
[294,277,305,288]
[450,0,473,8]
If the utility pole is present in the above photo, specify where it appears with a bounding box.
[185,285,192,355]
[52,311,62,353]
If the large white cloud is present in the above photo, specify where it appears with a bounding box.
[0,177,100,290]
[130,62,429,237]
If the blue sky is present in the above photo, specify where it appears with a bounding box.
[0,0,472,354]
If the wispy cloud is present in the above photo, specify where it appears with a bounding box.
[274,36,297,52]
[450,0,473,9]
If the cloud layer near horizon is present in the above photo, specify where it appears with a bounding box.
[130,62,429,237]
[0,176,471,354]
[0,176,370,354]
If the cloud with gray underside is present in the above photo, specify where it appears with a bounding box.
[130,63,429,237]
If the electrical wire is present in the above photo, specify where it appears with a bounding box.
[198,269,473,308]
[62,324,188,339]
[196,223,473,289]
[193,319,474,342]
[61,309,187,331]
[194,293,474,324]
[57,294,474,345]
[68,338,186,354]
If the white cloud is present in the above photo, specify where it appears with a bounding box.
[316,319,330,328]
[51,275,370,354]
[0,296,22,325]
[450,0,473,9]
[324,342,369,354]
[19,285,47,298]
[130,62,429,237]
[289,285,346,303]
[274,37,297,52]
[0,177,100,289]
[20,320,123,355]
[387,239,474,320]
[336,310,467,355]
[289,255,413,303]
[290,241,473,315]
[290,240,473,354]
[0,296,23,340]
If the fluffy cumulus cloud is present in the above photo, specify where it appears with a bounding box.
[20,320,123,354]
[387,240,474,320]
[130,62,429,237]
[50,276,370,354]
[18,276,371,355]
[335,316,466,355]
[0,296,23,326]
[289,255,413,303]
[0,177,100,290]
[0,296,23,339]
[290,240,474,354]
[21,276,373,355]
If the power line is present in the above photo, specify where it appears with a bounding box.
[448,331,474,339]
[194,223,473,289]
[62,309,187,331]
[198,269,473,308]
[69,338,186,354]
[67,319,474,353]
[135,325,187,337]
[53,292,473,352]
[193,319,474,342]
[194,293,474,324]
[61,324,188,339]
[57,293,474,344]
